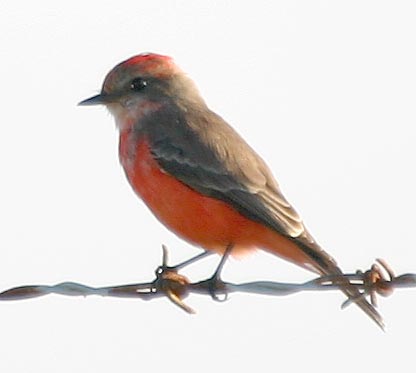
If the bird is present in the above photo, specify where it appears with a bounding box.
[79,52,383,328]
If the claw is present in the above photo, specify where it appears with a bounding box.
[207,275,228,302]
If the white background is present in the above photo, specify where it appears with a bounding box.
[1,1,415,372]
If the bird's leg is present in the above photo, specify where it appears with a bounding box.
[207,244,233,302]
[169,251,213,271]
[155,247,213,281]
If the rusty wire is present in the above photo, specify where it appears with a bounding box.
[0,246,414,319]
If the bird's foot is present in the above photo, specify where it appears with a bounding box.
[206,272,228,302]
[205,244,233,302]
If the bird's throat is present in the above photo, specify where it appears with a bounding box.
[110,100,162,132]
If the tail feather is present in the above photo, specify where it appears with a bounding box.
[323,264,384,330]
[295,238,385,330]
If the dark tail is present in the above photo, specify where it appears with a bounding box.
[295,239,385,330]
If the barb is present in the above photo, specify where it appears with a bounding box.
[1,247,414,321]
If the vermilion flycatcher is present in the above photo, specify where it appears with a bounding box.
[80,53,383,328]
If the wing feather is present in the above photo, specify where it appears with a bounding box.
[142,104,383,328]
[147,106,309,243]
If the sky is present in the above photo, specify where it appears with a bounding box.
[0,1,415,372]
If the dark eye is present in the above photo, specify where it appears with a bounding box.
[130,77,147,91]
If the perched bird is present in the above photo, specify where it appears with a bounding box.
[79,53,383,328]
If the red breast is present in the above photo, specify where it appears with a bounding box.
[119,130,312,267]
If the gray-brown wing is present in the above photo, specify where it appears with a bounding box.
[145,106,336,271]
[144,106,386,327]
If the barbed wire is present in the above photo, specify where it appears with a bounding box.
[1,245,415,318]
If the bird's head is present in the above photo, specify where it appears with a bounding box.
[79,53,203,128]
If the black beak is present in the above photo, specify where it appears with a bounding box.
[78,93,115,106]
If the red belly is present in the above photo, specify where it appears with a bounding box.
[119,133,311,267]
